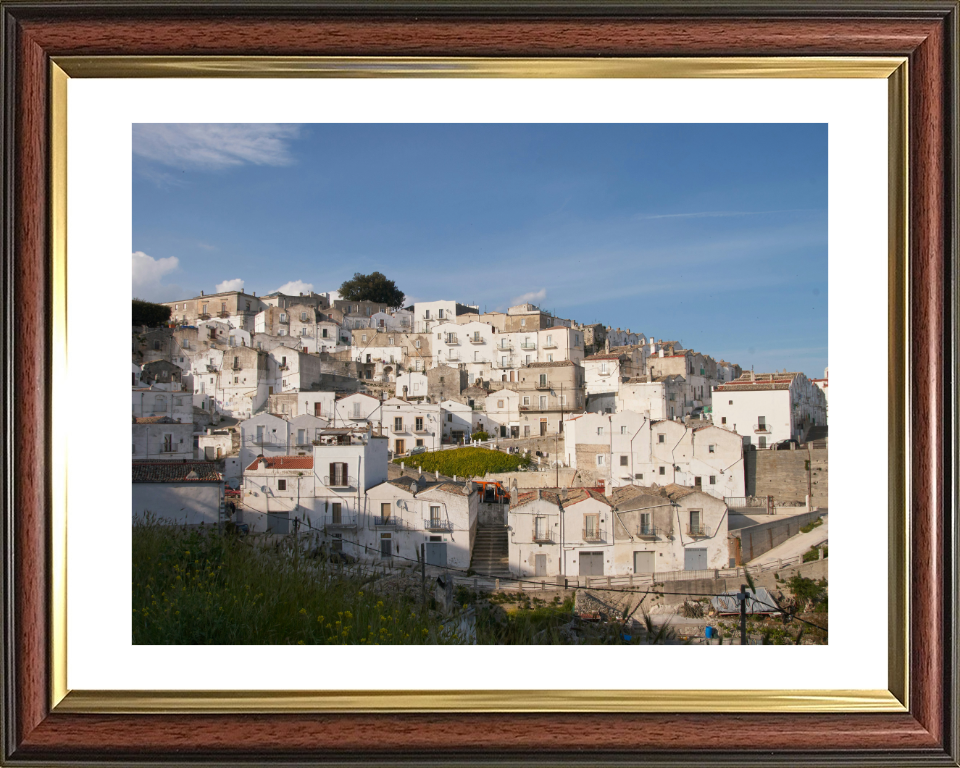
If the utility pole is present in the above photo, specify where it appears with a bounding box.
[740,583,748,645]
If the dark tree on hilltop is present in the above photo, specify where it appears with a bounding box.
[338,272,405,307]
[133,298,172,327]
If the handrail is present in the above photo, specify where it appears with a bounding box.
[424,518,454,532]
[323,475,357,488]
[582,528,605,543]
[532,529,555,543]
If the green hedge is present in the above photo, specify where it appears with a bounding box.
[393,446,530,477]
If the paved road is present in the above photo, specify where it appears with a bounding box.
[747,515,828,565]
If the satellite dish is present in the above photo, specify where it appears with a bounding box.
[260,485,269,493]
[226,477,240,490]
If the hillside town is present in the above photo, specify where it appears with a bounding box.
[133,284,828,596]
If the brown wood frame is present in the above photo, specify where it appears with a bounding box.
[1,2,957,765]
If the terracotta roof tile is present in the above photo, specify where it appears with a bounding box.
[245,456,315,471]
[132,461,222,483]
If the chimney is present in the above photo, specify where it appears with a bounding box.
[604,338,610,353]
[750,370,756,382]
[201,290,204,296]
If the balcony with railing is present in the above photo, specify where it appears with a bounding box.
[498,341,514,350]
[687,524,708,538]
[445,336,460,345]
[532,528,555,544]
[324,475,357,489]
[542,341,558,349]
[636,525,660,540]
[520,342,537,350]
[347,412,368,421]
[582,527,605,543]
[754,423,771,434]
[373,515,405,529]
[218,310,231,318]
[469,336,485,344]
[198,312,211,320]
[446,352,461,362]
[535,382,552,390]
[424,518,454,532]
[324,513,358,531]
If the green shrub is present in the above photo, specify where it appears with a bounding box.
[392,446,530,478]
[471,430,489,442]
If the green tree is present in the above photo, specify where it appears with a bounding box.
[132,298,172,328]
[338,272,405,307]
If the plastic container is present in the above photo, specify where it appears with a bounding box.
[705,626,714,639]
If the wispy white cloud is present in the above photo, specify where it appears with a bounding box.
[132,251,181,302]
[133,124,302,171]
[510,288,547,305]
[216,278,245,293]
[633,208,822,221]
[275,279,314,296]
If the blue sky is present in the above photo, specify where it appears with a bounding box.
[133,123,827,377]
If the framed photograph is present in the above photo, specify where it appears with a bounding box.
[2,2,957,765]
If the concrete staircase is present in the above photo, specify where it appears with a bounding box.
[470,524,511,578]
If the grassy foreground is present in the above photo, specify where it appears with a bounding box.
[133,517,453,645]
[392,446,530,477]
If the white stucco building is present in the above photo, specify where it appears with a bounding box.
[563,412,744,499]
[713,371,827,448]
[132,461,223,527]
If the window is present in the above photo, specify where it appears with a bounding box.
[596,454,605,466]
[620,455,628,466]
[153,341,161,350]
[331,502,342,524]
[597,426,604,436]
[620,426,627,434]
[301,311,307,321]
[415,417,424,431]
[635,473,643,480]
[600,362,607,373]
[331,533,343,553]
[759,436,767,448]
[424,309,431,319]
[520,318,526,327]
[659,466,666,476]
[394,417,403,431]
[429,505,441,527]
[658,434,665,443]
[362,334,367,342]
[322,328,328,338]
[416,439,424,447]
[234,376,239,384]
[522,396,530,406]
[438,309,445,319]
[415,360,421,371]
[328,462,348,486]
[689,510,703,534]
[547,354,553,362]
[497,400,504,408]
[221,302,227,312]
[380,502,392,522]
[280,313,287,323]
[415,340,421,348]
[709,475,716,485]
[640,512,652,535]
[721,417,727,425]
[539,396,547,409]
[729,400,733,405]
[277,479,287,491]
[539,373,547,387]
[447,414,452,423]
[708,444,715,453]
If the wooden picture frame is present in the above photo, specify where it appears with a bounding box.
[2,2,957,764]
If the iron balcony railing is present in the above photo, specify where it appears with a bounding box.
[373,515,404,528]
[324,475,357,488]
[542,341,558,349]
[325,514,358,530]
[469,337,484,344]
[498,341,514,350]
[445,337,460,345]
[754,424,771,433]
[251,439,280,447]
[520,342,537,350]
[532,528,555,543]
[636,525,660,540]
[582,528,605,543]
[535,383,552,390]
[424,518,454,532]
[687,524,708,537]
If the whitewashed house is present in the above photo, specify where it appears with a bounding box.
[713,371,827,448]
[395,371,429,400]
[362,477,478,568]
[132,416,194,460]
[483,388,522,438]
[132,461,223,527]
[333,392,383,428]
[615,374,688,421]
[240,455,318,534]
[508,488,614,579]
[379,398,443,455]
[297,390,337,420]
[562,412,744,499]
[132,386,194,423]
[609,484,731,572]
[238,412,290,472]
[440,400,479,444]
[197,428,233,460]
[268,346,325,394]
[289,414,329,454]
